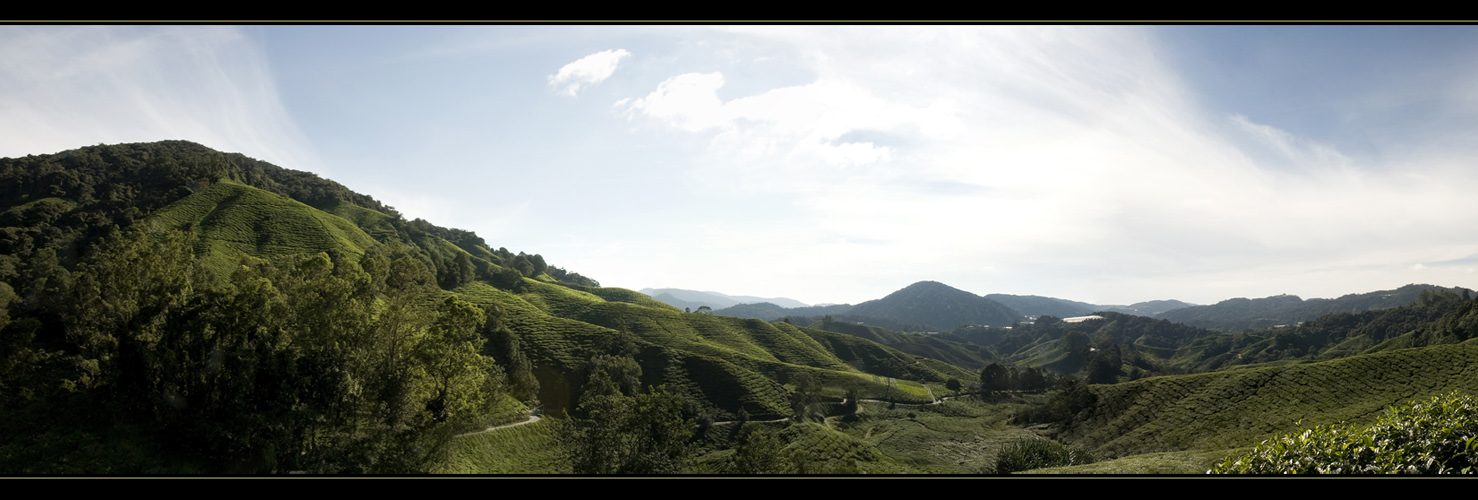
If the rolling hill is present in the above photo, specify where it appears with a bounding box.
[0,141,962,473]
[1034,340,1478,458]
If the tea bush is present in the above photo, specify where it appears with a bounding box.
[1212,392,1478,474]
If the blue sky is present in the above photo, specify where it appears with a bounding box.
[6,24,1478,307]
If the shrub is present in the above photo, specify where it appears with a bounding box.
[1212,392,1478,474]
[989,437,1096,474]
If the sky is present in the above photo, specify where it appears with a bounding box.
[5,24,1478,307]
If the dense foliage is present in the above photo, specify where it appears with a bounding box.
[978,362,1052,394]
[562,353,696,474]
[989,437,1096,474]
[1212,392,1478,474]
[1,227,510,472]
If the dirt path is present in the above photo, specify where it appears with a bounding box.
[458,414,542,437]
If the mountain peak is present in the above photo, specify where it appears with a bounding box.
[853,281,1020,330]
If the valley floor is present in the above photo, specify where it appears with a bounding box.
[441,395,1233,475]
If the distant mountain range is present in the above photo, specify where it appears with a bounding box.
[983,294,1195,318]
[655,281,1462,337]
[647,282,1195,331]
[1154,284,1468,331]
[639,288,810,311]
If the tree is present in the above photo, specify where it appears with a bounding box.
[527,253,548,276]
[945,378,962,397]
[695,305,712,315]
[1085,342,1122,385]
[1019,367,1047,393]
[980,363,1010,394]
[842,384,861,414]
[732,424,786,474]
[567,383,695,474]
[483,305,539,403]
[492,266,523,290]
[587,354,643,397]
[509,254,535,277]
[789,372,823,421]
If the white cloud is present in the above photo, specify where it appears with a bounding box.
[621,72,728,130]
[597,26,1478,304]
[548,49,630,96]
[620,71,956,188]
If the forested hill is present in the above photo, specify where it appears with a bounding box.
[983,294,1098,318]
[848,281,1021,330]
[0,141,595,290]
[1154,284,1466,331]
[0,141,601,473]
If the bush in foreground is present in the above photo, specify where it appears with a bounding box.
[989,437,1096,474]
[1212,392,1478,474]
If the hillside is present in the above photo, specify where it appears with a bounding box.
[147,180,383,277]
[1155,284,1462,331]
[0,141,964,474]
[1030,340,1478,458]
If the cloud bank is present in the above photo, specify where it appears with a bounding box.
[606,26,1478,304]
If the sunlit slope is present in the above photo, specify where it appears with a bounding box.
[148,180,381,274]
[455,279,949,416]
[140,178,952,419]
[454,281,796,417]
[1057,340,1478,458]
[326,200,399,241]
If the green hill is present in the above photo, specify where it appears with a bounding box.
[0,142,987,473]
[1035,340,1478,458]
[148,180,382,277]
